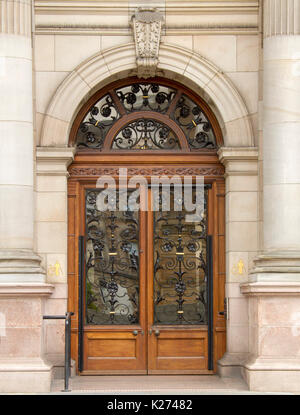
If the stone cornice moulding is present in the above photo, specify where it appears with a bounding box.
[36,147,76,176]
[0,283,54,297]
[217,146,258,176]
[34,0,259,13]
[34,0,259,35]
[131,8,164,78]
[218,146,259,161]
[240,281,300,296]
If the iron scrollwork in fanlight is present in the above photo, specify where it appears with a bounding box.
[173,94,216,149]
[74,82,217,151]
[154,188,208,325]
[85,190,140,325]
[76,94,120,149]
[112,118,180,150]
[116,83,176,113]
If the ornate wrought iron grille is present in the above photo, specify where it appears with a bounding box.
[74,81,218,151]
[116,83,176,113]
[153,187,208,325]
[77,94,120,149]
[172,94,216,149]
[85,189,140,325]
[112,118,180,150]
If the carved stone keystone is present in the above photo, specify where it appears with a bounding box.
[131,8,164,78]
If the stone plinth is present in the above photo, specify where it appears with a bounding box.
[0,283,54,393]
[241,282,300,392]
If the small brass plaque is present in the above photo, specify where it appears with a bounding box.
[231,259,246,276]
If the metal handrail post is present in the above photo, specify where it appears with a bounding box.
[64,312,70,392]
[43,311,74,392]
[64,311,74,392]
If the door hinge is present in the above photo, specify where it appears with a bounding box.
[218,297,229,320]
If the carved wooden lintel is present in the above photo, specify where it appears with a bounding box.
[69,166,224,177]
[131,8,164,79]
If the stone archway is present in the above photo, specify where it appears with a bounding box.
[39,43,254,148]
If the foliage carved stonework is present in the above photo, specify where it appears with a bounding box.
[69,166,224,177]
[131,9,164,79]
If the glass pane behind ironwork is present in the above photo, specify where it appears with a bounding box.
[153,188,208,325]
[85,189,140,325]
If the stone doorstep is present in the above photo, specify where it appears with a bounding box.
[50,374,252,394]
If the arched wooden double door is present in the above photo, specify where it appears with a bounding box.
[68,78,226,374]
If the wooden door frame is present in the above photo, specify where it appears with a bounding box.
[67,152,226,374]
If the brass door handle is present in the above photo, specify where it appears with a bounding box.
[149,328,160,336]
[132,330,144,336]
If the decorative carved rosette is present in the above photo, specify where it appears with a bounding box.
[131,9,164,79]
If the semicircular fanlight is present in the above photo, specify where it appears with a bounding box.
[75,82,217,151]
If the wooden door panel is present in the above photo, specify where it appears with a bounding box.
[84,330,146,372]
[148,329,208,373]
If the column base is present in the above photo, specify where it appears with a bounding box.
[0,250,46,283]
[250,251,300,281]
[0,358,53,393]
[217,352,248,378]
[242,358,300,393]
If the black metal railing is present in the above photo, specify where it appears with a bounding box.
[43,311,74,392]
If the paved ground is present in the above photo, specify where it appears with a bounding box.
[49,375,290,395]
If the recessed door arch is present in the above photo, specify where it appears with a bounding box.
[67,77,226,375]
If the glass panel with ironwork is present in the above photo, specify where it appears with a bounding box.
[111,118,181,150]
[116,83,176,113]
[76,93,120,149]
[171,94,216,149]
[153,187,208,325]
[85,189,140,325]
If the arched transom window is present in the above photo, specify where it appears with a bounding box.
[72,79,222,152]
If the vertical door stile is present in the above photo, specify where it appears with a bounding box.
[146,186,154,372]
[137,184,148,368]
[78,235,84,372]
[207,234,213,371]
